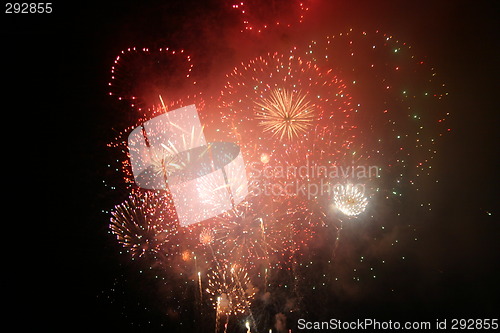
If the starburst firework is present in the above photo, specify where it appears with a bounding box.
[109,191,178,258]
[255,88,315,141]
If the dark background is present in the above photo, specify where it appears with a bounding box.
[3,0,498,330]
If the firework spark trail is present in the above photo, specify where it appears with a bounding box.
[231,265,258,332]
[215,296,221,333]
[331,222,343,260]
[198,271,203,301]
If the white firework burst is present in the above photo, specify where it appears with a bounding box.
[333,183,368,217]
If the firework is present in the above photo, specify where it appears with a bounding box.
[199,227,215,246]
[215,202,272,264]
[211,196,323,271]
[260,152,271,164]
[105,13,450,329]
[206,264,255,316]
[255,88,315,141]
[109,190,178,259]
[219,52,357,164]
[333,183,368,217]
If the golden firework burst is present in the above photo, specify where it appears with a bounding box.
[255,88,315,141]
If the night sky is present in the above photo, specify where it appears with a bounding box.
[4,0,498,331]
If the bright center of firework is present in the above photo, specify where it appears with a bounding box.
[334,184,369,217]
[260,152,270,164]
[255,88,315,141]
